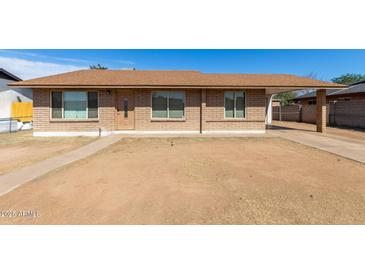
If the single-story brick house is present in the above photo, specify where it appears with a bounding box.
[9,70,344,136]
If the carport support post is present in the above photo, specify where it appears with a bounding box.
[316,89,326,133]
[265,94,273,125]
[200,89,206,134]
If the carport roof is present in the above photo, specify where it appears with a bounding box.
[9,69,345,90]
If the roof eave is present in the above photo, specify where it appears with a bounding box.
[8,84,345,89]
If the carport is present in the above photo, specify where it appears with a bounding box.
[266,88,343,133]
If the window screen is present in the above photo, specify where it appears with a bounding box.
[88,92,98,118]
[64,92,87,119]
[168,92,185,118]
[51,92,62,118]
[225,91,245,118]
[224,92,235,118]
[152,92,168,118]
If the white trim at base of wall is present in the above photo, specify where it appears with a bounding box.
[202,130,265,134]
[33,130,266,137]
[33,130,201,137]
[113,130,200,135]
[33,131,105,137]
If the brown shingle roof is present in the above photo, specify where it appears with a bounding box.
[9,70,345,89]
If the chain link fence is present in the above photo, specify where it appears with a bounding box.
[0,116,33,133]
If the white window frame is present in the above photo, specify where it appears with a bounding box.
[224,91,246,119]
[50,90,99,120]
[151,91,186,119]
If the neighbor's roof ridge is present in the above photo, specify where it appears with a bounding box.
[0,68,22,81]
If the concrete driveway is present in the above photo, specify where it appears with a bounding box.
[269,121,365,163]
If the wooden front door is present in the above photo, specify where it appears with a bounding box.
[116,92,135,130]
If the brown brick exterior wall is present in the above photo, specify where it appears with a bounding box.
[329,100,365,129]
[316,89,327,132]
[33,88,266,133]
[202,89,266,131]
[273,104,330,124]
[302,104,330,124]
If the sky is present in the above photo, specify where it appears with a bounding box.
[0,49,365,80]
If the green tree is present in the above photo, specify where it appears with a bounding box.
[274,91,295,106]
[331,73,365,85]
[90,64,108,70]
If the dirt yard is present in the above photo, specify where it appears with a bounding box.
[0,137,364,225]
[272,120,365,143]
[0,131,93,175]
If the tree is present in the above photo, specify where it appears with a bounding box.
[305,72,320,81]
[89,64,108,70]
[331,73,365,85]
[274,72,319,106]
[298,72,321,96]
[274,91,295,106]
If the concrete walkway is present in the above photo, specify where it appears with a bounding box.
[0,134,122,196]
[269,128,365,164]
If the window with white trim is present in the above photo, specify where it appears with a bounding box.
[224,91,245,118]
[51,91,98,119]
[152,92,185,119]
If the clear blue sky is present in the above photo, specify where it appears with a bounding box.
[1,49,365,80]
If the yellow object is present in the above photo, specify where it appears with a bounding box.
[11,102,33,122]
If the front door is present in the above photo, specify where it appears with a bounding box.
[116,92,135,130]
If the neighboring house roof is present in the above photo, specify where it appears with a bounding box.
[330,82,365,96]
[349,79,365,86]
[0,69,32,119]
[0,68,22,81]
[9,70,344,89]
[294,81,365,100]
[294,89,340,100]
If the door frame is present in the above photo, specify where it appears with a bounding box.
[115,91,135,130]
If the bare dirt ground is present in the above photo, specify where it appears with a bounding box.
[272,121,365,143]
[0,131,93,175]
[0,137,364,225]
